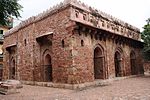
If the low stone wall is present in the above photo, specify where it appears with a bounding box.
[144,61,150,74]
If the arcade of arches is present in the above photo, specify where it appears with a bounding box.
[2,31,144,86]
[93,45,139,80]
[6,45,140,82]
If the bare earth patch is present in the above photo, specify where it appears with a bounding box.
[0,76,150,100]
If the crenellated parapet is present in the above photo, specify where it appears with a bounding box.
[69,0,141,41]
[4,0,141,41]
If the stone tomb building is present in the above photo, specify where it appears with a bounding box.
[3,0,143,86]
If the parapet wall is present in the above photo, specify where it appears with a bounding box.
[70,0,141,41]
[5,0,141,41]
[70,0,140,32]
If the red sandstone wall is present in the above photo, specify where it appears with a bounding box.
[33,8,73,83]
[3,7,74,83]
[70,31,94,83]
[71,30,144,83]
[3,5,144,84]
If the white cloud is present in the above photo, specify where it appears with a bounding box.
[16,0,150,31]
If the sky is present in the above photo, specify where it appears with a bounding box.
[15,0,150,31]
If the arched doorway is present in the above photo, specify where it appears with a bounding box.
[130,51,136,75]
[43,54,52,82]
[94,46,104,79]
[9,58,15,79]
[114,51,122,77]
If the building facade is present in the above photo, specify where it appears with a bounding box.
[3,0,144,84]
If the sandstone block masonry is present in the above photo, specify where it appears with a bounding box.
[3,0,144,85]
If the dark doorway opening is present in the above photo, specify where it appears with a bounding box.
[130,51,137,75]
[94,47,104,79]
[114,51,122,77]
[44,54,52,82]
[10,59,15,79]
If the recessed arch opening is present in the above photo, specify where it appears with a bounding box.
[42,50,52,82]
[130,51,137,75]
[94,45,105,79]
[9,58,16,79]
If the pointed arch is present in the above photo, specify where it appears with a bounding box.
[130,51,137,75]
[42,49,52,82]
[93,44,105,79]
[114,47,124,77]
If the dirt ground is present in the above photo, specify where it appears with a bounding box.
[0,75,150,100]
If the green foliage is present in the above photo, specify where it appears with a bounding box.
[141,18,150,61]
[0,0,22,26]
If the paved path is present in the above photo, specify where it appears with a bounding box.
[0,75,150,100]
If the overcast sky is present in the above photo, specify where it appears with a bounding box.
[16,0,150,31]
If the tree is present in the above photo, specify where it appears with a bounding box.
[0,0,22,26]
[141,18,150,61]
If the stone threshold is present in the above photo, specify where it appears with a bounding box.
[21,75,143,90]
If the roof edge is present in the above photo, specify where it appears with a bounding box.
[4,0,140,37]
[4,0,73,37]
